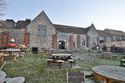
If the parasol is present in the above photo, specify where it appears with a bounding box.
[7,43,17,47]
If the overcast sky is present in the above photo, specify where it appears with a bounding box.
[2,0,125,31]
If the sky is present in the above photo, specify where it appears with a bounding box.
[2,0,125,31]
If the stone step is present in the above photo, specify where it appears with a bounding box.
[81,71,93,78]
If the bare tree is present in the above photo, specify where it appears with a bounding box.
[0,0,5,16]
[0,0,6,29]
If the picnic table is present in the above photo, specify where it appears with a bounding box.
[47,53,75,69]
[92,65,125,83]
[0,49,20,62]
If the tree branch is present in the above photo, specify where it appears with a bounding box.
[0,0,6,16]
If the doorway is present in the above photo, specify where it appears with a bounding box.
[58,40,65,49]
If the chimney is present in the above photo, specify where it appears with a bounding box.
[6,19,15,23]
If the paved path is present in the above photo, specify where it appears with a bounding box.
[72,52,96,65]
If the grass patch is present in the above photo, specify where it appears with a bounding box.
[3,53,47,83]
[0,51,123,83]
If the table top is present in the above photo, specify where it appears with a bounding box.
[92,65,125,81]
[52,53,71,57]
[0,49,20,52]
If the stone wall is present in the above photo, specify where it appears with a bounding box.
[8,29,25,45]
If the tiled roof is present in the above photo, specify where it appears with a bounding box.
[54,24,88,34]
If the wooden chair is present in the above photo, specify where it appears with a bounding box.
[67,72,86,83]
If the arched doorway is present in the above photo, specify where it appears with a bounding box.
[58,40,65,49]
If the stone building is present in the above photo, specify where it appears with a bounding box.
[1,11,125,51]
[27,11,98,50]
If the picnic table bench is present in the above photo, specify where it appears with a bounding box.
[46,58,75,69]
[46,59,64,69]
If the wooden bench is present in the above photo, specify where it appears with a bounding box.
[56,60,64,69]
[46,59,64,69]
[46,59,54,64]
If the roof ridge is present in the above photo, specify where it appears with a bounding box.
[54,24,85,29]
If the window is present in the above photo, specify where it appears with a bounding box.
[58,32,69,37]
[37,25,46,36]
